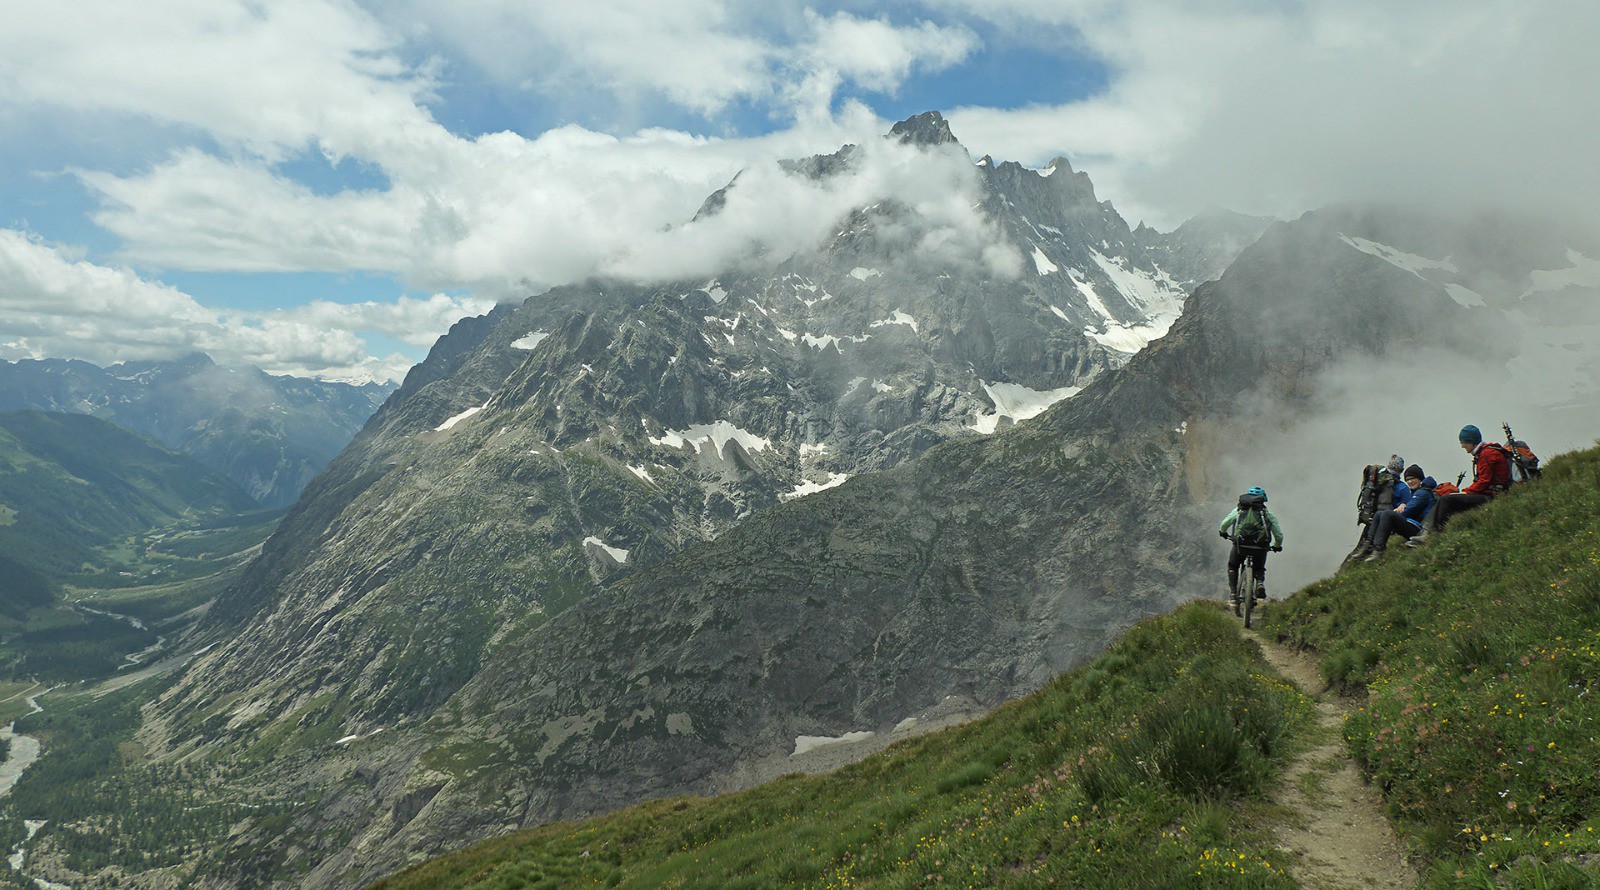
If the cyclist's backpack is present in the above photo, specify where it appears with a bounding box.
[1234,493,1272,547]
[1356,465,1395,525]
[1433,480,1460,497]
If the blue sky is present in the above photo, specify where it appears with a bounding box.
[1,0,1594,381]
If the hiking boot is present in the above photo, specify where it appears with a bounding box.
[1254,586,1267,601]
[1405,532,1428,548]
[1364,549,1385,563]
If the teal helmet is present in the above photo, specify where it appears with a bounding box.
[1246,486,1267,501]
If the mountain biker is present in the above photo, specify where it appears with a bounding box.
[1367,464,1434,559]
[1424,424,1511,535]
[1218,486,1284,603]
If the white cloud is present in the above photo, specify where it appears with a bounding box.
[378,0,777,116]
[602,129,1007,283]
[50,3,981,299]
[0,230,482,382]
[7,0,1595,379]
[783,12,979,121]
[379,3,976,122]
[284,294,496,348]
[0,0,438,162]
[940,0,1600,229]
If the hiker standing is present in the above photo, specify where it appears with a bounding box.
[1425,424,1511,535]
[1368,464,1434,558]
[1219,486,1284,602]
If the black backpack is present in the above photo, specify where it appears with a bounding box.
[1234,494,1272,547]
[1356,465,1395,526]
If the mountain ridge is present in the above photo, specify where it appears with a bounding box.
[0,354,393,508]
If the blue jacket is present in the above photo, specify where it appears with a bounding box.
[1399,478,1436,530]
[1390,479,1413,514]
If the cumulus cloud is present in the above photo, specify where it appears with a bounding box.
[942,0,1600,230]
[783,12,979,122]
[56,2,981,300]
[0,0,438,162]
[378,0,777,117]
[0,230,483,382]
[602,132,1006,282]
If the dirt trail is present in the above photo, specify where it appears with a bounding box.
[1245,625,1419,890]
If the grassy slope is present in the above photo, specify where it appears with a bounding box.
[1262,444,1600,888]
[378,444,1600,890]
[374,604,1314,889]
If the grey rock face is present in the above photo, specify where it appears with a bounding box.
[0,354,392,507]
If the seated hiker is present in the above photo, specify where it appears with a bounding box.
[1353,455,1411,560]
[1425,424,1511,535]
[1219,486,1284,602]
[1368,464,1434,559]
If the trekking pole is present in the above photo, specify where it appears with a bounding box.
[1502,421,1538,482]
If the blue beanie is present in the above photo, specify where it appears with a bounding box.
[1459,424,1482,445]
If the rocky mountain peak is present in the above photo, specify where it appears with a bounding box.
[889,110,958,146]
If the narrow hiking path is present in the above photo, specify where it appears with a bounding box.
[1244,623,1420,890]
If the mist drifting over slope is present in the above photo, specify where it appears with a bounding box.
[1203,206,1600,591]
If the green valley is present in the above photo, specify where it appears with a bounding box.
[0,410,279,681]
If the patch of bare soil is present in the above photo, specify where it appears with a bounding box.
[1246,623,1419,889]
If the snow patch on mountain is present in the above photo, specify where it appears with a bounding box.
[435,403,486,431]
[1089,249,1185,317]
[870,310,920,333]
[1339,235,1459,278]
[793,731,875,756]
[1524,249,1600,296]
[1086,320,1174,354]
[648,421,772,456]
[1445,284,1486,307]
[583,536,629,564]
[849,267,881,281]
[969,381,1081,433]
[1068,270,1116,322]
[781,472,850,502]
[802,333,843,352]
[1031,247,1059,276]
[512,332,550,350]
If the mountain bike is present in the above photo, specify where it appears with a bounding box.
[1226,536,1279,629]
[1230,553,1256,628]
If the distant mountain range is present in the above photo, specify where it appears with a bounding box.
[0,354,393,508]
